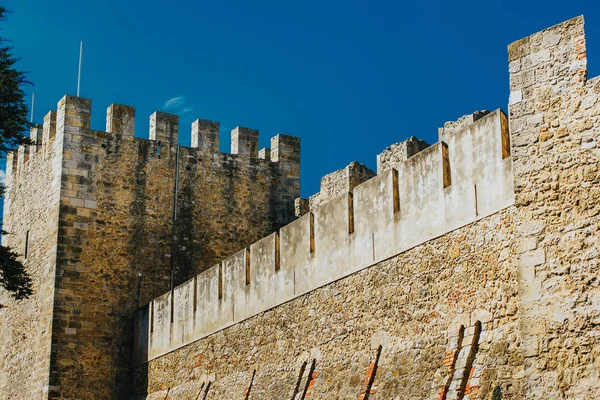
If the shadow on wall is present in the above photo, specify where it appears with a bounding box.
[132,362,148,400]
[493,385,502,400]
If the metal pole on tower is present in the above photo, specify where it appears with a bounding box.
[77,40,83,97]
[169,144,180,292]
[30,92,35,123]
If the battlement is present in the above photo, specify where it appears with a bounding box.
[377,135,430,174]
[438,110,491,141]
[5,14,600,400]
[302,161,376,214]
[5,95,300,186]
[134,108,514,364]
[1,93,303,398]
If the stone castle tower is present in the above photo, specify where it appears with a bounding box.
[2,14,600,400]
[0,98,300,398]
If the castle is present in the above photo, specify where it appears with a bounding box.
[1,15,599,400]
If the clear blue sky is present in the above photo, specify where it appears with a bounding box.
[3,0,600,197]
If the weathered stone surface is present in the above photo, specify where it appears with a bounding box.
[0,110,61,399]
[308,161,375,212]
[135,209,522,399]
[135,109,515,366]
[2,14,600,400]
[133,15,600,400]
[0,96,300,399]
[508,15,600,400]
[376,136,430,174]
[438,111,490,141]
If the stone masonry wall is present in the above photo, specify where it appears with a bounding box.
[508,16,600,399]
[0,116,62,400]
[49,98,299,399]
[307,161,375,212]
[135,208,522,399]
[134,107,514,366]
[438,111,491,142]
[1,96,300,399]
[133,15,600,400]
[377,136,430,174]
[3,14,600,400]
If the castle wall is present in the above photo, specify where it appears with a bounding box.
[438,111,491,142]
[508,16,600,399]
[1,96,299,399]
[306,161,376,213]
[134,207,522,399]
[0,117,63,399]
[131,100,516,400]
[2,13,599,400]
[133,15,600,399]
[134,108,514,365]
[376,135,430,174]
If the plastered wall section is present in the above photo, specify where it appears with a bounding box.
[508,16,600,399]
[0,115,62,400]
[134,108,514,365]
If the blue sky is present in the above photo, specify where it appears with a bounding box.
[3,0,600,197]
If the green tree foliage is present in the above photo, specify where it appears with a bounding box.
[0,6,33,303]
[0,7,31,153]
[0,246,32,300]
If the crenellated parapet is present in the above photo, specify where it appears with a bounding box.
[377,135,430,174]
[438,110,491,141]
[106,103,136,136]
[5,15,600,400]
[303,161,376,214]
[192,118,219,152]
[149,111,179,145]
[5,96,300,209]
[5,96,302,272]
[134,108,515,365]
[42,110,57,143]
[1,94,302,398]
[29,124,43,150]
[231,126,258,156]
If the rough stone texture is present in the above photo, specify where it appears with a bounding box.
[134,109,514,365]
[2,14,600,400]
[133,15,600,400]
[271,134,301,228]
[508,15,600,399]
[0,113,62,400]
[0,97,300,399]
[294,197,309,217]
[134,209,522,399]
[191,118,219,152]
[308,161,375,212]
[377,136,430,174]
[439,111,491,142]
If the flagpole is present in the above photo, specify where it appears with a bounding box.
[77,40,83,97]
[30,92,35,123]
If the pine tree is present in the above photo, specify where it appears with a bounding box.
[0,8,30,152]
[0,6,33,304]
[0,246,32,300]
